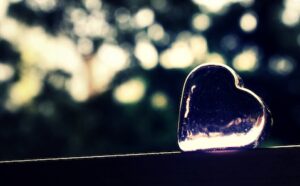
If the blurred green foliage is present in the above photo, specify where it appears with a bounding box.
[0,0,300,160]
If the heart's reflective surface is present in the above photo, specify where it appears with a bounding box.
[178,64,272,151]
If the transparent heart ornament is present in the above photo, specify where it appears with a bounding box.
[178,63,272,151]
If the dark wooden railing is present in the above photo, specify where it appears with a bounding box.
[0,146,300,185]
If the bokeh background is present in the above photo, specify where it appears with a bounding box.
[0,0,299,160]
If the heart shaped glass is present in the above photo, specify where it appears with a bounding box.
[178,63,272,151]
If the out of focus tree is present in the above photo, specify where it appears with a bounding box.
[0,0,299,160]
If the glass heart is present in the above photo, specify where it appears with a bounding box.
[178,63,272,151]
